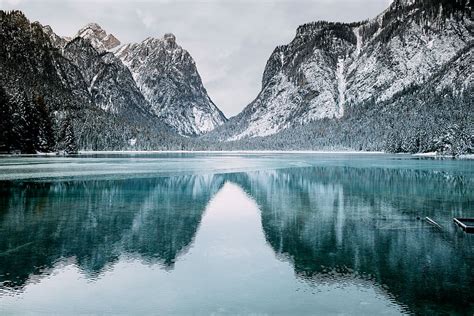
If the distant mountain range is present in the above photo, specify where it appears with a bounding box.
[0,0,472,154]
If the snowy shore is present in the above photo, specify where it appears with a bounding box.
[77,150,385,155]
[0,151,472,159]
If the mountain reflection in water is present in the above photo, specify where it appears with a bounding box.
[0,165,472,314]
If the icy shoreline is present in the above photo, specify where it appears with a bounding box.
[0,151,472,159]
[78,150,385,155]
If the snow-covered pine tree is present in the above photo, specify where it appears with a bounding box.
[57,117,78,154]
[0,87,13,153]
[9,88,39,154]
[33,95,55,152]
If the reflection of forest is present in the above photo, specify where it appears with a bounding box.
[0,166,472,314]
[232,167,474,315]
[0,175,226,287]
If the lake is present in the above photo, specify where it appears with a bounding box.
[0,153,472,315]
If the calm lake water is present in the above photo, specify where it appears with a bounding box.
[0,153,472,315]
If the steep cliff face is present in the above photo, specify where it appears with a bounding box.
[225,22,357,140]
[63,37,151,119]
[345,0,472,107]
[116,34,227,136]
[41,24,68,49]
[220,0,472,141]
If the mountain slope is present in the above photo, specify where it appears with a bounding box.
[0,11,188,153]
[116,34,227,136]
[63,37,152,118]
[215,0,472,143]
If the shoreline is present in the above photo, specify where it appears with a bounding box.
[78,150,386,155]
[0,150,472,159]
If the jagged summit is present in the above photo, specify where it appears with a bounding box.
[163,33,177,48]
[41,24,68,49]
[116,33,227,136]
[78,23,105,36]
[76,22,121,51]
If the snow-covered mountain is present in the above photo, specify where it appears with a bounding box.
[76,23,121,52]
[63,37,151,118]
[0,11,189,153]
[72,23,226,136]
[41,24,69,49]
[115,34,227,136]
[217,0,472,141]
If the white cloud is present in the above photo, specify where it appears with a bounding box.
[135,8,157,30]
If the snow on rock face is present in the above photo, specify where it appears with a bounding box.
[43,23,226,136]
[226,22,355,140]
[116,34,227,136]
[41,24,68,49]
[76,23,121,51]
[222,0,473,141]
[63,37,150,119]
[336,57,346,117]
[345,7,472,107]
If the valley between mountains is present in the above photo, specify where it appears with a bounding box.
[0,0,472,155]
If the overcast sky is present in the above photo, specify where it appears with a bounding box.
[1,0,391,117]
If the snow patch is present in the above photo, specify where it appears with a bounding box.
[354,27,363,57]
[427,39,434,49]
[88,73,99,94]
[193,107,215,134]
[336,57,346,117]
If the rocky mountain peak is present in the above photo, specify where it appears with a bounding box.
[76,22,121,51]
[41,24,68,49]
[78,22,105,35]
[163,33,177,48]
[102,34,120,50]
[115,33,227,136]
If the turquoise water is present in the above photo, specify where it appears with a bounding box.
[0,153,472,315]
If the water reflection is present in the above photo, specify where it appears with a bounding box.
[0,175,225,287]
[235,167,474,315]
[0,164,473,314]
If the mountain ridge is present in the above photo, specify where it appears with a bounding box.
[206,0,472,155]
[42,20,227,137]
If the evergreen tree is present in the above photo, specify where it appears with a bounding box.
[33,95,55,152]
[57,116,78,154]
[9,89,39,154]
[0,87,13,152]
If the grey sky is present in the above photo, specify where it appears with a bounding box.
[1,0,391,117]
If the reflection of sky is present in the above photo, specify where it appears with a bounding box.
[0,0,392,117]
[0,182,403,315]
